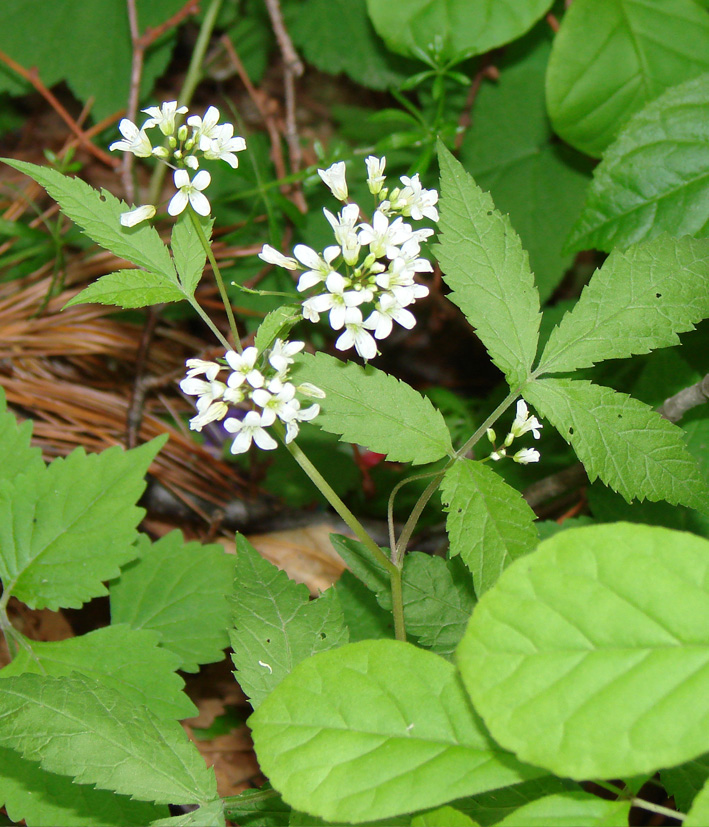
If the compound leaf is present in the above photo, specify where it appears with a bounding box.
[458,523,709,779]
[0,672,217,805]
[524,378,709,510]
[436,143,540,388]
[546,0,709,157]
[230,536,348,709]
[292,351,452,465]
[537,235,709,374]
[441,459,538,596]
[567,73,709,252]
[250,640,542,823]
[64,269,187,309]
[110,531,237,673]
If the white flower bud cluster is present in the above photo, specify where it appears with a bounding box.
[109,102,246,226]
[486,400,542,464]
[179,339,324,454]
[259,156,439,361]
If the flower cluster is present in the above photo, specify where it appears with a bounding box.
[109,101,246,226]
[179,339,324,454]
[259,157,438,361]
[486,400,542,464]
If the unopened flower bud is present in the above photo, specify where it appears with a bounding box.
[177,124,189,142]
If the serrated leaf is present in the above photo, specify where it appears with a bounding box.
[150,799,225,827]
[524,378,709,510]
[662,753,709,813]
[0,625,196,722]
[0,747,167,827]
[494,792,630,827]
[441,459,538,596]
[686,777,709,827]
[0,437,165,610]
[546,0,709,157]
[110,531,237,672]
[171,213,213,296]
[458,523,709,779]
[329,534,391,595]
[366,0,553,62]
[292,351,452,465]
[230,536,348,709]
[254,305,302,353]
[0,672,217,805]
[436,143,540,388]
[0,387,43,484]
[536,235,709,374]
[3,160,176,278]
[568,73,709,253]
[64,269,187,309]
[250,640,542,823]
[459,24,592,301]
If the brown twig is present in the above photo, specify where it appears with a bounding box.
[137,0,199,48]
[546,13,560,32]
[454,62,499,152]
[0,48,118,168]
[263,0,304,76]
[657,373,709,423]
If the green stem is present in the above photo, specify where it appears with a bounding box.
[0,604,17,661]
[389,565,406,643]
[386,468,441,554]
[188,208,242,352]
[187,296,231,350]
[631,798,685,822]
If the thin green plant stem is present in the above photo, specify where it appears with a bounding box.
[387,468,442,554]
[186,296,231,351]
[188,208,243,352]
[454,387,522,460]
[389,565,406,643]
[631,798,685,822]
[592,780,626,798]
[0,604,18,660]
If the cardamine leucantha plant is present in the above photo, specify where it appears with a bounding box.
[2,95,709,827]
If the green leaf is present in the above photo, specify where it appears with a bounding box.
[292,351,452,465]
[567,73,709,253]
[230,535,348,709]
[3,160,176,278]
[0,747,168,827]
[523,378,709,510]
[171,213,213,296]
[662,753,709,813]
[63,269,187,309]
[0,387,43,485]
[223,784,292,827]
[254,305,302,353]
[411,806,478,827]
[0,672,217,805]
[546,0,709,157]
[458,25,593,301]
[329,534,390,595]
[435,143,541,388]
[441,459,538,596]
[150,799,226,827]
[458,523,709,779]
[493,792,630,827]
[334,569,394,642]
[0,625,196,721]
[536,235,709,374]
[0,437,165,610]
[686,777,709,827]
[366,0,553,62]
[110,530,237,672]
[250,640,542,823]
[455,777,582,826]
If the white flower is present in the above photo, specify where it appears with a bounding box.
[335,307,377,361]
[365,155,386,195]
[225,347,264,389]
[513,447,540,465]
[268,339,304,374]
[110,119,153,157]
[168,169,211,217]
[318,161,348,201]
[306,272,372,331]
[185,358,222,381]
[259,244,298,270]
[184,155,200,170]
[510,400,543,440]
[357,210,413,259]
[283,399,320,443]
[489,449,507,461]
[294,244,340,291]
[200,123,246,168]
[323,204,361,265]
[187,105,222,143]
[120,204,156,227]
[141,101,188,136]
[252,378,298,422]
[364,292,416,340]
[224,410,278,454]
[395,174,439,222]
[179,375,240,432]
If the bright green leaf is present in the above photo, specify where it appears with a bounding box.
[455,777,582,826]
[292,351,452,465]
[250,640,542,823]
[494,792,630,827]
[661,753,709,813]
[524,378,709,510]
[171,213,213,296]
[686,777,709,827]
[567,73,709,252]
[366,0,553,62]
[458,523,709,779]
[441,459,538,596]
[63,269,187,309]
[0,747,167,827]
[536,235,709,374]
[254,305,302,353]
[3,160,176,278]
[230,535,348,709]
[0,672,217,804]
[546,0,709,156]
[436,143,541,388]
[150,799,226,827]
[0,437,165,610]
[0,625,196,721]
[411,805,478,826]
[110,531,237,672]
[0,387,43,485]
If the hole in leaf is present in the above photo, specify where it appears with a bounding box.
[568,427,574,436]
[655,293,662,299]
[487,210,493,216]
